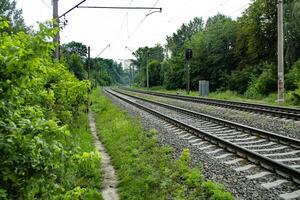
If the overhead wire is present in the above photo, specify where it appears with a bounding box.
[203,0,233,16]
[231,3,250,15]
[40,0,52,11]
[127,0,161,40]
[168,0,194,23]
[120,0,134,34]
[110,1,134,47]
[168,0,234,24]
[95,0,134,59]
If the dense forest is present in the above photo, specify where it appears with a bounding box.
[61,41,127,86]
[131,0,300,104]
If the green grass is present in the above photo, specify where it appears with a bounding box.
[71,113,96,152]
[66,113,104,200]
[90,88,235,200]
[131,86,300,108]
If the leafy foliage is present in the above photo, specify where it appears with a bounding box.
[131,1,300,103]
[62,41,88,58]
[245,62,277,98]
[227,66,261,94]
[91,58,125,86]
[0,0,26,33]
[132,44,165,87]
[61,41,125,86]
[286,59,300,103]
[0,21,102,199]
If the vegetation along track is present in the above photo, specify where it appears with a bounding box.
[106,88,300,186]
[120,87,300,121]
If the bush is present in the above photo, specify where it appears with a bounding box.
[0,20,102,199]
[245,62,276,98]
[148,60,163,87]
[285,59,300,104]
[226,66,261,94]
[286,59,300,91]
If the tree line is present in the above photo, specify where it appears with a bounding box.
[61,41,127,87]
[131,0,300,103]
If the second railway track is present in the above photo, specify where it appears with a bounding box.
[121,87,300,121]
[107,88,300,185]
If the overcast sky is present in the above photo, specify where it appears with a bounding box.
[16,0,251,61]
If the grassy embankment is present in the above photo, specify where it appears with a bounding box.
[90,88,235,200]
[131,86,299,108]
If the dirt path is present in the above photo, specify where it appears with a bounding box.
[88,113,119,200]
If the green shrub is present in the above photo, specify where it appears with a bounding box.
[226,66,261,94]
[202,181,234,200]
[286,59,300,91]
[285,59,300,104]
[0,20,102,199]
[245,62,276,98]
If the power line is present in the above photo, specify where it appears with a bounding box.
[78,6,162,10]
[231,3,250,15]
[41,0,52,11]
[120,0,134,33]
[168,0,194,23]
[168,0,234,24]
[204,0,233,16]
[96,44,111,58]
[127,0,161,40]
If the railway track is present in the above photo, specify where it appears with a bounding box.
[120,87,300,120]
[106,88,300,186]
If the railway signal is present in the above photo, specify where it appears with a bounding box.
[185,49,193,95]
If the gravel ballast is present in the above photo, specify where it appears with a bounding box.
[123,90,300,140]
[104,90,300,200]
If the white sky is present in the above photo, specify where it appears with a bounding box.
[16,0,251,60]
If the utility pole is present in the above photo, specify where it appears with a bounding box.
[129,66,133,87]
[94,44,110,87]
[125,46,135,85]
[277,0,284,102]
[88,46,91,80]
[86,46,91,130]
[185,49,193,95]
[187,62,190,95]
[146,51,149,89]
[52,0,60,59]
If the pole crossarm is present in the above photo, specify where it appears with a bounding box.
[96,44,111,58]
[78,6,162,12]
[59,0,87,19]
[125,46,135,54]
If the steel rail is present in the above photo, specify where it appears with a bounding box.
[106,88,300,183]
[120,87,300,120]
[114,88,300,148]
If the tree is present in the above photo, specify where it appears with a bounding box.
[132,45,165,87]
[193,14,238,91]
[0,0,26,33]
[235,0,278,67]
[164,14,238,91]
[61,41,87,58]
[67,53,87,80]
[61,42,89,80]
[92,58,125,86]
[284,0,300,69]
[166,17,204,56]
